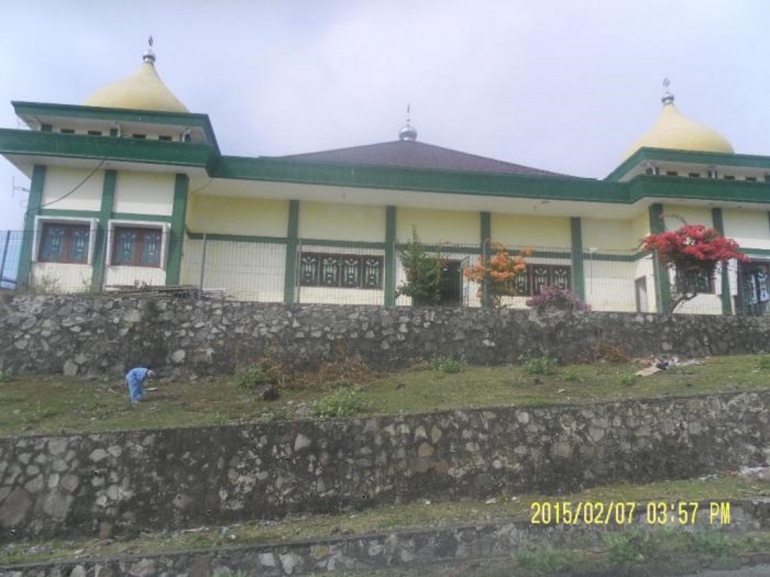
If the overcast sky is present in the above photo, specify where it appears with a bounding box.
[1,0,769,232]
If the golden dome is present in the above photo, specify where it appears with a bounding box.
[83,46,188,113]
[623,87,733,161]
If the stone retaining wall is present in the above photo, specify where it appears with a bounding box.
[3,295,770,377]
[1,500,768,576]
[1,391,769,541]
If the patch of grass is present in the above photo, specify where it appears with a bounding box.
[521,357,558,376]
[430,355,466,374]
[758,356,770,371]
[310,388,370,418]
[0,369,12,383]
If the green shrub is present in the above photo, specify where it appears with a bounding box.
[522,357,558,376]
[604,529,651,567]
[234,364,267,391]
[560,368,580,382]
[0,370,11,384]
[686,530,732,557]
[619,373,637,386]
[430,355,466,374]
[514,544,575,573]
[758,356,770,371]
[311,388,369,418]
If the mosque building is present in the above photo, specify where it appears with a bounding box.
[2,41,769,315]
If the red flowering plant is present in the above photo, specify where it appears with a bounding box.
[526,285,592,314]
[640,220,749,312]
[463,242,532,307]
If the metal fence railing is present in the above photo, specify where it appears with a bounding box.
[0,230,762,316]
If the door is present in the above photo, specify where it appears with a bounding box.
[739,262,770,316]
[439,260,463,306]
[635,277,648,313]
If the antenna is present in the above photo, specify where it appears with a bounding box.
[11,175,30,198]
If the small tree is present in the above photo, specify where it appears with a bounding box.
[396,227,444,306]
[640,221,749,313]
[463,242,532,307]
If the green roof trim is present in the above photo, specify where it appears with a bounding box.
[211,155,628,203]
[628,175,770,205]
[12,101,220,152]
[606,147,770,182]
[0,129,215,170]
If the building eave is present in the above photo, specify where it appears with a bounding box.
[0,129,215,173]
[11,101,221,154]
[606,147,770,182]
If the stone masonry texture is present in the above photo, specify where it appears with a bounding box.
[1,391,768,541]
[3,295,770,377]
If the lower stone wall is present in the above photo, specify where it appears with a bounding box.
[1,391,768,541]
[2,500,768,577]
[3,295,770,377]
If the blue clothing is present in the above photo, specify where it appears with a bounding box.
[125,367,151,403]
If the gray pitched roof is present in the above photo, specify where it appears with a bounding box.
[277,140,567,177]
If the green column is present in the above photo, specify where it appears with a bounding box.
[712,207,732,316]
[90,170,116,291]
[166,173,189,285]
[16,165,47,290]
[570,217,585,300]
[649,203,671,313]
[480,211,491,308]
[283,200,300,304]
[384,206,397,307]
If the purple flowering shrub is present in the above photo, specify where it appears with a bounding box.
[525,285,592,313]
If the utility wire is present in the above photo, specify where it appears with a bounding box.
[25,135,123,214]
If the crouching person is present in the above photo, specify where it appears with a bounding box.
[125,367,156,404]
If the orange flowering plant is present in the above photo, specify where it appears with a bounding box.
[463,242,532,307]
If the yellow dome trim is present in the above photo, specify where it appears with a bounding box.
[83,60,188,113]
[623,102,733,161]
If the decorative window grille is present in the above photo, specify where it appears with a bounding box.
[299,252,383,289]
[514,264,572,296]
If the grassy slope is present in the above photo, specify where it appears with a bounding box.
[1,354,770,436]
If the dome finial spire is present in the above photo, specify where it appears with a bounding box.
[143,35,156,64]
[398,102,418,141]
[661,77,674,106]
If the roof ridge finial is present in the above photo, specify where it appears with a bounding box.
[143,35,156,64]
[661,77,674,106]
[399,102,418,141]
